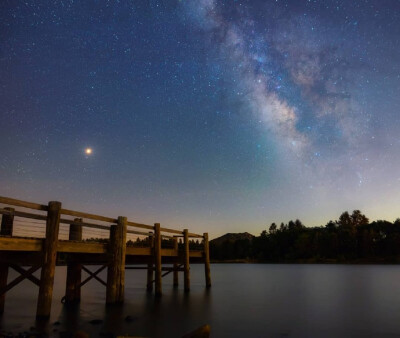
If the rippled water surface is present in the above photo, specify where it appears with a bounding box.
[2,264,400,337]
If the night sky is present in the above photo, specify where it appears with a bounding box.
[1,1,400,238]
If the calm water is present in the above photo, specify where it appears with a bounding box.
[2,264,400,337]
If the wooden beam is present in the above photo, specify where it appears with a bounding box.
[9,264,40,286]
[106,216,127,304]
[154,223,162,297]
[203,233,211,288]
[0,237,42,251]
[79,265,107,288]
[36,201,61,319]
[0,207,14,313]
[183,229,190,292]
[127,221,154,231]
[65,218,83,304]
[0,265,41,296]
[61,208,116,224]
[0,196,47,211]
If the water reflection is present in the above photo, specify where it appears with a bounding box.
[2,264,400,337]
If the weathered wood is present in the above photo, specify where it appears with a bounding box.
[0,209,47,222]
[81,265,107,287]
[0,265,41,296]
[203,233,211,288]
[65,218,83,303]
[127,221,154,231]
[154,223,162,297]
[79,265,107,288]
[61,208,116,224]
[173,237,179,288]
[106,216,127,304]
[183,229,190,292]
[0,207,14,313]
[9,264,40,286]
[147,233,154,292]
[188,233,204,238]
[36,201,61,319]
[0,196,47,211]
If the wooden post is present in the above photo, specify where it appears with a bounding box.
[0,207,14,314]
[36,201,61,319]
[154,223,162,297]
[183,229,190,292]
[146,232,154,292]
[106,216,127,304]
[203,233,211,288]
[65,218,83,303]
[173,237,179,288]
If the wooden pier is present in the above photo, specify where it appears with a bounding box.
[0,196,211,319]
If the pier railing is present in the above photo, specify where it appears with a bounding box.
[0,196,211,319]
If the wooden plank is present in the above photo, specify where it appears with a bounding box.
[61,208,116,223]
[126,246,151,256]
[160,227,183,235]
[189,251,203,258]
[127,221,154,231]
[0,237,42,251]
[160,248,178,257]
[0,196,47,211]
[58,241,107,254]
[60,218,110,232]
[127,229,152,236]
[188,233,204,239]
[37,201,61,319]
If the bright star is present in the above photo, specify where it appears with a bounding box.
[85,148,93,155]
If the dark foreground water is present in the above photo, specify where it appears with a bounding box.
[2,264,400,337]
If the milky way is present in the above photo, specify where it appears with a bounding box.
[1,1,399,237]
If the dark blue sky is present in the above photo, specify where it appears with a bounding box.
[1,0,400,237]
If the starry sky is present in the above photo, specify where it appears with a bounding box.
[1,0,400,238]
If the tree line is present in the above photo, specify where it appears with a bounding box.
[210,210,400,263]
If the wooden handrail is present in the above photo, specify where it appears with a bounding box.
[0,196,204,239]
[60,208,117,223]
[0,196,47,211]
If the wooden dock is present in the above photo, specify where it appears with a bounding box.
[0,196,211,319]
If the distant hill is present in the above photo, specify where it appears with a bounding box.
[210,232,254,246]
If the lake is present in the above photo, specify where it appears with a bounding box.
[1,264,400,337]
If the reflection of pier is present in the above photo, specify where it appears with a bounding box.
[0,196,211,319]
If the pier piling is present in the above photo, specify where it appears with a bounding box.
[65,218,83,303]
[0,207,14,313]
[36,201,61,319]
[184,229,190,292]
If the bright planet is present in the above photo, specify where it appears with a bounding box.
[85,148,92,155]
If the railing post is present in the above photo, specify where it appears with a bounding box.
[146,232,154,292]
[203,233,211,288]
[183,229,190,292]
[106,216,127,304]
[173,237,179,288]
[36,201,61,319]
[154,223,162,297]
[65,218,83,303]
[0,207,14,314]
